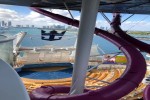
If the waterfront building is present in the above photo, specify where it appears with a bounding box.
[8,21,12,27]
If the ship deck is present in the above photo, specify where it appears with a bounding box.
[16,64,150,100]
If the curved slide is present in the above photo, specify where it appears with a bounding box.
[111,13,150,53]
[30,8,146,100]
[144,84,150,100]
[111,14,150,100]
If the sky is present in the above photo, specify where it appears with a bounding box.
[0,4,150,31]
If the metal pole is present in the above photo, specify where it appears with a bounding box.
[100,12,111,24]
[63,2,74,20]
[70,0,100,95]
[122,14,134,23]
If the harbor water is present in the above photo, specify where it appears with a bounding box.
[1,27,150,58]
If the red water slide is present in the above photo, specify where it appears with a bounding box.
[144,84,150,100]
[30,8,146,100]
[111,13,150,53]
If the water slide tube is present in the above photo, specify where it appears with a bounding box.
[30,8,146,100]
[111,13,150,53]
[111,14,150,100]
[144,84,150,100]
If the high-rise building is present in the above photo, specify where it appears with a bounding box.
[26,25,29,28]
[16,25,21,28]
[1,21,5,27]
[32,25,34,28]
[8,21,12,27]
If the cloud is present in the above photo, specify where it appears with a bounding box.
[25,11,42,19]
[0,8,18,20]
[74,15,80,20]
[0,7,76,27]
[121,20,150,31]
[96,20,109,27]
[45,9,71,18]
[51,9,69,17]
[1,6,150,31]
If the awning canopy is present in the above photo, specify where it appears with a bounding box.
[0,0,150,14]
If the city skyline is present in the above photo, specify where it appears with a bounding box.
[0,20,74,29]
[1,4,150,31]
[0,20,79,31]
[0,20,12,27]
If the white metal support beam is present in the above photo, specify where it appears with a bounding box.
[70,0,100,95]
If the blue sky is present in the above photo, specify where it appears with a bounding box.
[0,4,150,31]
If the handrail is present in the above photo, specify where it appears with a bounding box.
[87,65,98,72]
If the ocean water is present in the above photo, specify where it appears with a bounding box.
[1,27,150,57]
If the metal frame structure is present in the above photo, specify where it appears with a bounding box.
[1,0,150,14]
[70,0,100,95]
